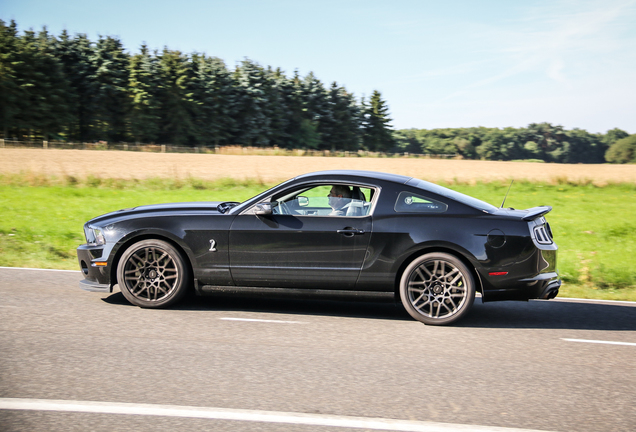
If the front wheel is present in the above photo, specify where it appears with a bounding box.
[117,239,190,308]
[399,253,475,325]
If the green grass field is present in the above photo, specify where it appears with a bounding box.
[1,174,634,301]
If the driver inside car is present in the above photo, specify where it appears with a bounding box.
[328,185,352,216]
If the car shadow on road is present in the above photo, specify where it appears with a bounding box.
[102,290,412,320]
[458,300,636,331]
[103,291,636,330]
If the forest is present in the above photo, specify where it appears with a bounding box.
[1,19,633,163]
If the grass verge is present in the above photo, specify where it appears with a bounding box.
[1,173,634,301]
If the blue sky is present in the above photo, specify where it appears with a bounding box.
[2,0,635,133]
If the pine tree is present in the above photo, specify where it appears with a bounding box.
[190,54,237,146]
[322,82,360,151]
[263,67,290,148]
[92,35,130,142]
[361,90,395,152]
[54,31,98,141]
[302,72,329,149]
[13,28,70,140]
[278,70,307,148]
[156,49,197,145]
[0,20,21,138]
[128,45,160,143]
[35,28,72,140]
[233,59,272,147]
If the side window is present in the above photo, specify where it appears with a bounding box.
[394,191,448,213]
[271,184,374,216]
[300,185,332,210]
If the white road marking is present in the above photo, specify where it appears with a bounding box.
[220,317,307,324]
[0,398,555,432]
[551,297,636,306]
[0,305,19,308]
[0,266,80,273]
[562,338,636,347]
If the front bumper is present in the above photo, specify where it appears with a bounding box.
[77,244,112,292]
[79,278,112,293]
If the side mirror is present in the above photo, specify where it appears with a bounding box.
[297,196,309,207]
[254,202,273,215]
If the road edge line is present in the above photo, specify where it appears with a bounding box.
[0,398,555,432]
[0,266,80,273]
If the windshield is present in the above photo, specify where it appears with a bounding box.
[406,178,498,213]
[228,177,297,214]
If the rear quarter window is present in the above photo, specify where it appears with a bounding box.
[394,191,448,213]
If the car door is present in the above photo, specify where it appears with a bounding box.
[228,184,373,290]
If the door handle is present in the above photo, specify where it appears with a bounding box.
[337,228,365,236]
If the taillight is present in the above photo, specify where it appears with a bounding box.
[533,224,553,245]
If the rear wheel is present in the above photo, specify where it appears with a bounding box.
[399,252,475,325]
[117,239,190,308]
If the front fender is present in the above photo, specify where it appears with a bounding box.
[106,228,197,282]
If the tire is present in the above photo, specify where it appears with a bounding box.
[399,252,475,325]
[117,239,190,308]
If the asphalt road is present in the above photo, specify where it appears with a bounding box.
[1,268,635,432]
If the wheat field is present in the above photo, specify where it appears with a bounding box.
[2,148,635,184]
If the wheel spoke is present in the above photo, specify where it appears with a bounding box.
[445,268,459,282]
[131,281,145,296]
[414,296,430,309]
[447,297,457,310]
[449,272,463,286]
[432,260,439,276]
[130,254,146,268]
[412,291,426,305]
[414,268,427,282]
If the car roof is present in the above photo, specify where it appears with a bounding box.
[294,170,413,184]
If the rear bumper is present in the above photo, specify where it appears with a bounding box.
[538,278,561,300]
[482,271,561,302]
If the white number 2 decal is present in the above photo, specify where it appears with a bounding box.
[209,239,217,252]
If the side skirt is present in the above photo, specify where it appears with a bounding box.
[194,280,395,302]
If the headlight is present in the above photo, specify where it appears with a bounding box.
[85,225,106,245]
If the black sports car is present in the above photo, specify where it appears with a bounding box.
[77,170,560,325]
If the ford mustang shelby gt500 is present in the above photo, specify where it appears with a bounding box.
[77,170,560,325]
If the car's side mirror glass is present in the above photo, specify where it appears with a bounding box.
[254,202,273,215]
[297,196,309,206]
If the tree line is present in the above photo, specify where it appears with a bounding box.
[1,19,633,163]
[0,19,394,151]
[394,125,633,164]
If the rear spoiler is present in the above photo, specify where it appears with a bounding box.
[522,206,552,221]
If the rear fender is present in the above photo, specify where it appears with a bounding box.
[392,242,483,298]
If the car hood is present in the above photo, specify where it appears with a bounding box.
[87,202,225,225]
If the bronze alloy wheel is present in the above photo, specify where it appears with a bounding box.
[399,252,475,325]
[117,239,190,308]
